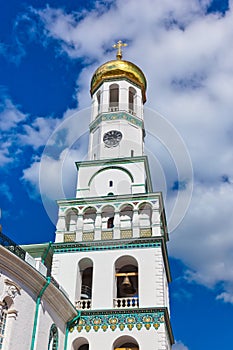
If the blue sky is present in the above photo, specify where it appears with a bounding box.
[0,0,233,349]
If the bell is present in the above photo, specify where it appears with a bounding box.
[121,275,136,295]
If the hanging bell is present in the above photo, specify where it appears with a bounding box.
[121,275,136,295]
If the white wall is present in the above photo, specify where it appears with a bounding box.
[76,161,147,198]
[52,247,169,310]
[68,323,171,350]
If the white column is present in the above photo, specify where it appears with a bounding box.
[102,84,109,113]
[119,85,128,112]
[132,209,140,237]
[56,214,65,231]
[135,93,143,118]
[76,214,83,241]
[113,210,120,239]
[152,208,161,236]
[94,211,102,240]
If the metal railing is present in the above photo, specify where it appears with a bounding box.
[0,232,69,298]
[0,231,26,260]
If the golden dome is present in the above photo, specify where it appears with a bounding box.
[90,59,147,103]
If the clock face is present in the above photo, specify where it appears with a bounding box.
[103,130,122,148]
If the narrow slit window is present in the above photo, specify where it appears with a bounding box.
[129,87,136,113]
[109,180,113,187]
[109,84,119,110]
[97,92,101,113]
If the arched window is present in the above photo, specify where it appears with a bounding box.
[120,205,133,229]
[72,337,89,350]
[76,258,93,310]
[48,324,58,350]
[101,206,115,229]
[109,84,119,111]
[114,256,139,308]
[128,87,136,114]
[0,300,8,349]
[113,336,139,350]
[83,207,96,232]
[97,91,101,114]
[65,208,78,231]
[138,203,152,227]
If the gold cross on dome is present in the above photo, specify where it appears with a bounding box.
[112,40,128,60]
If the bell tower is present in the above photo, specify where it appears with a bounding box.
[52,41,174,350]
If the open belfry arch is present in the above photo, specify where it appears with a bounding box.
[52,40,174,349]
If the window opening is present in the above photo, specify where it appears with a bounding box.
[97,91,101,113]
[78,345,89,350]
[129,87,136,114]
[109,84,119,111]
[109,180,113,187]
[81,267,93,300]
[48,324,58,350]
[107,217,114,228]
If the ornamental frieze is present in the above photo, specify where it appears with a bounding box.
[70,311,164,333]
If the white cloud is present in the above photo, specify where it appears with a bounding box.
[173,341,189,350]
[0,183,13,202]
[0,97,64,166]
[21,107,90,222]
[22,147,83,223]
[20,117,61,149]
[16,0,233,300]
[169,181,233,298]
[0,98,27,130]
[0,142,14,165]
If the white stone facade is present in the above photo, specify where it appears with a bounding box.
[0,245,77,350]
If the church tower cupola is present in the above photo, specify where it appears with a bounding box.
[90,40,147,104]
[88,41,147,164]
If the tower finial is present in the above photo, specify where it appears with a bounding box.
[112,40,128,60]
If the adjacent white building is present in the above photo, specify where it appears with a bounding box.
[0,237,78,350]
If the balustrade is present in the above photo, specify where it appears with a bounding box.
[75,299,92,310]
[113,297,139,309]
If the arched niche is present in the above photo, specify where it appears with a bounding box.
[72,337,89,350]
[65,208,78,231]
[113,335,139,350]
[138,202,152,227]
[109,83,119,110]
[83,207,97,232]
[114,256,138,303]
[101,205,115,229]
[97,90,101,114]
[76,258,93,309]
[128,86,136,114]
[119,204,133,229]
